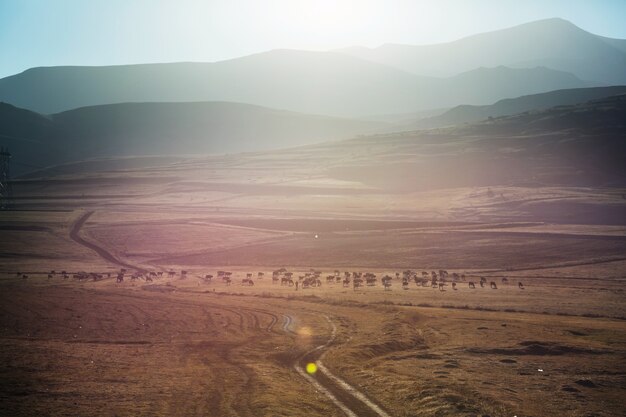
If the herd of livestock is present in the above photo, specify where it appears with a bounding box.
[15,268,525,290]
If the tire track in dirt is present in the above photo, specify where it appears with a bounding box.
[69,210,148,272]
[283,314,392,417]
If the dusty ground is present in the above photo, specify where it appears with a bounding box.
[1,148,625,416]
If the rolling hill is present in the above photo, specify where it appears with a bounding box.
[337,18,626,84]
[408,85,626,129]
[0,101,384,175]
[0,49,588,117]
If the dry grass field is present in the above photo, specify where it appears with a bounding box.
[1,140,625,416]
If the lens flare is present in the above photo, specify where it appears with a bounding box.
[306,362,317,374]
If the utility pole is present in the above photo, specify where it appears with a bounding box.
[0,147,12,209]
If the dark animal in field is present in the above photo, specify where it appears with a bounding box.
[63,274,69,280]
[146,275,153,282]
[469,281,476,289]
[402,279,409,290]
[502,277,509,284]
[342,278,350,288]
[204,274,213,283]
[272,275,279,284]
[47,274,53,279]
[383,280,392,290]
[242,278,254,286]
[452,282,457,290]
[224,277,231,286]
[479,281,485,288]
[490,281,498,289]
[326,275,335,283]
[257,272,264,279]
[21,274,28,279]
[116,274,124,283]
[519,282,525,289]
[438,282,445,291]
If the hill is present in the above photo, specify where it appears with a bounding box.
[337,18,626,84]
[409,85,626,129]
[0,50,587,117]
[320,94,626,192]
[0,101,384,175]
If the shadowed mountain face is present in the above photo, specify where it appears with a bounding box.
[338,18,626,84]
[0,51,588,117]
[0,101,384,175]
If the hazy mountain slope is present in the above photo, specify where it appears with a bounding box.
[0,101,385,175]
[338,18,626,84]
[0,49,587,117]
[410,85,626,129]
[324,94,626,192]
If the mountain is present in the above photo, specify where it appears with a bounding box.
[0,101,384,175]
[337,18,626,84]
[0,49,588,117]
[409,85,626,129]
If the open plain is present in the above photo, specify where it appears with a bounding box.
[1,130,625,417]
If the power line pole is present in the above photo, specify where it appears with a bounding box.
[0,147,12,209]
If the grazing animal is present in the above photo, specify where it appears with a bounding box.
[383,280,392,291]
[438,282,445,291]
[22,274,28,280]
[468,281,476,289]
[402,279,409,290]
[342,278,350,288]
[241,278,254,286]
[452,282,457,290]
[518,282,525,289]
[116,274,124,283]
[146,275,153,282]
[501,277,509,284]
[479,281,485,288]
[224,277,231,286]
[490,281,498,289]
[47,274,53,279]
[257,272,264,279]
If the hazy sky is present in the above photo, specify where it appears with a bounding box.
[1,0,625,78]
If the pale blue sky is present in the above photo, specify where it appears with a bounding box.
[1,0,625,78]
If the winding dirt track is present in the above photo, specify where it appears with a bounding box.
[284,315,391,417]
[69,210,148,272]
[69,210,391,416]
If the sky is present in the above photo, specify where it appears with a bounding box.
[1,0,625,78]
